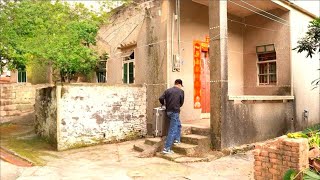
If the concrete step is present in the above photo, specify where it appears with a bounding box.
[181,134,209,145]
[144,137,162,146]
[172,143,197,156]
[191,127,210,136]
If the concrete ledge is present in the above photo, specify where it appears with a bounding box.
[228,95,294,101]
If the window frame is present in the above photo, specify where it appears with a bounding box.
[256,44,277,86]
[122,50,135,84]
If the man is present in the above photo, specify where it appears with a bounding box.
[159,79,184,154]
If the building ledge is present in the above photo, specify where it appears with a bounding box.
[228,95,294,101]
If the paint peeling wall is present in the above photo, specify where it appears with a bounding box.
[34,84,147,151]
[56,84,147,151]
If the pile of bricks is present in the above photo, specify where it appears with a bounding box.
[253,136,309,180]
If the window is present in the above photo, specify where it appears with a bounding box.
[17,70,27,83]
[256,44,277,85]
[96,53,108,83]
[122,50,134,84]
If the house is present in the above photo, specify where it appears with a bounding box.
[96,0,319,149]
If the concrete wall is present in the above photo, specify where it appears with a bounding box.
[0,83,50,123]
[97,0,167,134]
[177,0,209,121]
[228,14,244,96]
[288,6,320,130]
[222,100,294,148]
[34,87,57,146]
[243,9,291,95]
[34,84,147,151]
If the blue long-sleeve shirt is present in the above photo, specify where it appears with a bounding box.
[159,86,184,113]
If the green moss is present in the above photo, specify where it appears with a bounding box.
[2,136,57,166]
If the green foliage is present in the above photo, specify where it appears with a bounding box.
[293,18,320,89]
[303,169,320,180]
[287,132,308,139]
[294,18,320,58]
[0,0,119,82]
[284,169,297,180]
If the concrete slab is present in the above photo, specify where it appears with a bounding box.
[1,140,254,180]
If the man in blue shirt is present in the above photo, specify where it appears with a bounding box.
[159,79,184,154]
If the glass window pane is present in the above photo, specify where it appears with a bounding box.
[129,62,134,84]
[259,75,268,84]
[270,74,277,84]
[266,44,275,52]
[123,63,128,83]
[256,46,265,53]
[269,62,276,73]
[259,63,267,74]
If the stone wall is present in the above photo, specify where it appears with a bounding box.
[34,87,57,146]
[253,136,309,180]
[0,83,50,123]
[35,84,147,151]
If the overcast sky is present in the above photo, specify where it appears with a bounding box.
[289,0,320,16]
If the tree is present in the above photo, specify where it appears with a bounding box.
[294,18,320,88]
[0,0,127,82]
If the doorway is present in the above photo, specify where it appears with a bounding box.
[193,39,210,119]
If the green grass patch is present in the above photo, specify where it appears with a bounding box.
[2,136,57,166]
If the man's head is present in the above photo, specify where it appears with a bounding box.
[174,79,183,88]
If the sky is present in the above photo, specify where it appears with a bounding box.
[289,0,320,16]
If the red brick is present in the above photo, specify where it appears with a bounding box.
[291,157,299,163]
[282,145,292,151]
[253,149,261,156]
[283,151,292,157]
[262,162,272,168]
[261,150,269,157]
[254,161,262,166]
[255,175,264,180]
[269,153,277,158]
[270,158,281,164]
[254,171,262,176]
[255,156,269,162]
[283,156,291,161]
[291,147,300,153]
[269,168,280,175]
[254,166,262,171]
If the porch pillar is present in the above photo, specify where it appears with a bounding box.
[209,0,228,150]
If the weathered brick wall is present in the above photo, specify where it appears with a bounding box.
[0,83,50,123]
[253,136,309,180]
[35,84,147,151]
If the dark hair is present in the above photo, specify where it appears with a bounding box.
[174,79,183,86]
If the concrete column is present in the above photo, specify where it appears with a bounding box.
[209,0,228,150]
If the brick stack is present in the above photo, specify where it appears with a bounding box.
[253,136,309,180]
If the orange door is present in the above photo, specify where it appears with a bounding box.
[200,51,210,113]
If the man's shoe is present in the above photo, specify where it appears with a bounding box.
[162,148,174,154]
[173,140,181,145]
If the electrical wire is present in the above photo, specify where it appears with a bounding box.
[228,0,290,27]
[240,0,289,24]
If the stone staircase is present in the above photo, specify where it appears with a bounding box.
[133,125,224,163]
